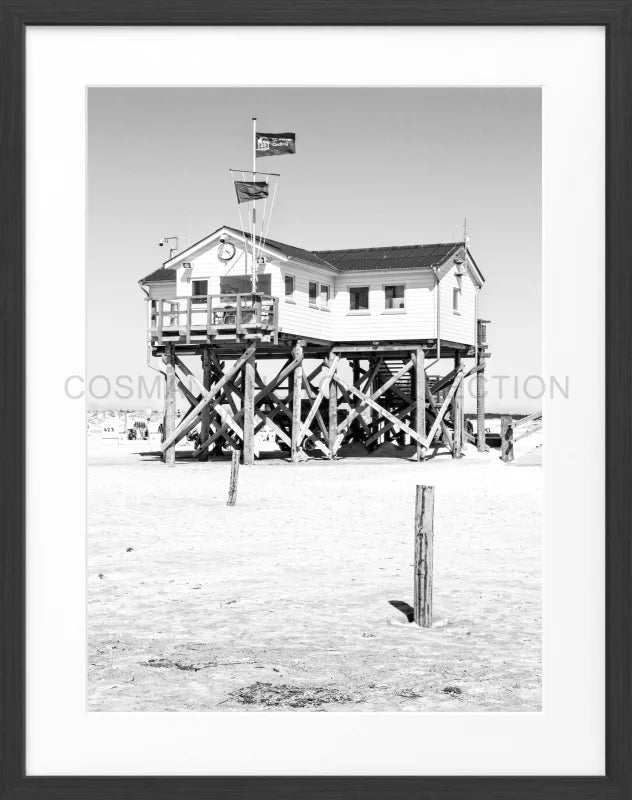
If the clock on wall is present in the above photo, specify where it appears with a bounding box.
[218,241,236,261]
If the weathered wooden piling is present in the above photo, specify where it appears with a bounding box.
[163,343,176,466]
[413,485,435,627]
[413,346,426,461]
[291,341,304,463]
[327,352,338,458]
[452,352,463,458]
[227,449,240,506]
[476,319,489,452]
[500,414,514,462]
[242,350,255,465]
[199,348,212,462]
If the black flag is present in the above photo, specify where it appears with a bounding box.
[234,181,269,204]
[256,133,296,157]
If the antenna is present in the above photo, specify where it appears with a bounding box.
[252,116,257,292]
[158,236,179,260]
[455,218,468,276]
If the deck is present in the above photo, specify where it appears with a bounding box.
[151,293,279,347]
[149,293,478,360]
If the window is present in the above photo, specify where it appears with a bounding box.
[384,284,405,310]
[191,279,208,305]
[309,281,318,306]
[220,275,271,294]
[320,284,330,309]
[285,274,295,301]
[349,286,369,311]
[453,286,461,313]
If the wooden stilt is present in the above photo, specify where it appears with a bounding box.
[452,352,463,458]
[476,319,488,452]
[414,485,434,627]
[291,341,304,463]
[369,357,379,448]
[476,359,486,451]
[414,346,426,461]
[242,349,255,465]
[328,352,338,458]
[200,348,212,461]
[163,343,176,466]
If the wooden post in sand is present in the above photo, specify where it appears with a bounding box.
[163,343,176,466]
[291,341,304,463]
[501,415,514,462]
[413,485,434,627]
[227,449,240,506]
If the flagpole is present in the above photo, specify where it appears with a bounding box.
[252,116,257,292]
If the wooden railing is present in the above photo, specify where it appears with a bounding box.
[500,411,543,462]
[150,293,279,345]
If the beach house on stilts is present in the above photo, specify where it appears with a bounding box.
[139,225,490,465]
[139,119,491,465]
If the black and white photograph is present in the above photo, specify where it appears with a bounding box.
[84,86,544,713]
[3,4,629,794]
[3,7,629,795]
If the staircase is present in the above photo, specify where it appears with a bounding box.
[376,359,413,403]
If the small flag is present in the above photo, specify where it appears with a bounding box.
[234,180,269,204]
[256,132,296,157]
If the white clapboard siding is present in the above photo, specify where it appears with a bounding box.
[437,261,478,345]
[276,263,336,341]
[331,269,437,341]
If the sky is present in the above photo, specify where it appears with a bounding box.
[87,87,541,412]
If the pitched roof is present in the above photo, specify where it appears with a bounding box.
[222,227,335,270]
[139,227,483,284]
[139,266,175,283]
[138,225,334,284]
[313,242,464,272]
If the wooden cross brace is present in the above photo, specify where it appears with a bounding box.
[171,355,248,450]
[160,345,256,452]
[332,371,425,453]
[195,352,303,456]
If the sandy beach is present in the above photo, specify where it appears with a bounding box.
[87,435,542,712]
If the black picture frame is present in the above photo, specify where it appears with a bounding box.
[1,2,630,798]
